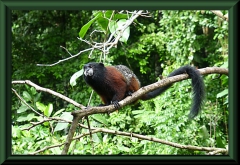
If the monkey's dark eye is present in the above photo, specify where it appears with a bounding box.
[84,64,92,70]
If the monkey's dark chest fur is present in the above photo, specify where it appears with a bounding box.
[84,66,128,105]
[85,73,115,99]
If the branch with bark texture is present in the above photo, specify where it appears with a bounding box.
[211,10,228,21]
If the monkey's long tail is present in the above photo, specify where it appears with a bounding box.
[141,65,205,119]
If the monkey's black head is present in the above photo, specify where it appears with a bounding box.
[83,62,104,76]
[83,62,106,85]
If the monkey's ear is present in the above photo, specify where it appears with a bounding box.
[99,62,104,67]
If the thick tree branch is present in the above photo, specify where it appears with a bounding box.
[61,115,81,154]
[211,10,228,21]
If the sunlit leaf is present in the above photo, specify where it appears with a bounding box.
[44,103,53,117]
[70,69,83,87]
[36,102,46,112]
[17,104,29,113]
[109,19,130,43]
[91,114,109,126]
[217,89,228,98]
[54,112,73,132]
[23,91,32,101]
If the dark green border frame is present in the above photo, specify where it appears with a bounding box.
[0,0,238,164]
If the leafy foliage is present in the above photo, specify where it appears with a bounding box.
[12,10,228,155]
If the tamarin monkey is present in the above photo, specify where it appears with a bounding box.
[83,62,205,119]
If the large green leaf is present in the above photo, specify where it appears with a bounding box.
[22,91,32,102]
[79,12,102,38]
[97,17,109,32]
[91,114,109,126]
[17,104,29,113]
[36,102,46,112]
[54,112,73,132]
[109,19,130,43]
[16,113,35,122]
[44,103,53,117]
[217,89,228,98]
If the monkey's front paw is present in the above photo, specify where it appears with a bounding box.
[111,101,120,109]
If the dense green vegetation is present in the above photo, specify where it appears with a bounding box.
[11,10,228,155]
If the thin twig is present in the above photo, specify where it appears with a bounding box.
[12,80,85,110]
[36,10,144,67]
[12,88,45,118]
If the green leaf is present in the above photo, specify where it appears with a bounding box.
[104,10,114,19]
[26,113,35,121]
[103,134,108,143]
[54,112,73,132]
[43,121,50,126]
[109,20,118,34]
[92,133,101,143]
[49,147,62,154]
[16,116,28,122]
[44,103,53,117]
[30,87,37,95]
[54,121,68,133]
[70,69,83,87]
[109,19,130,43]
[91,114,108,126]
[23,91,32,101]
[132,110,145,115]
[118,146,130,152]
[216,133,225,148]
[17,113,36,122]
[97,17,109,32]
[17,104,29,113]
[79,12,102,38]
[220,61,228,68]
[199,126,209,139]
[52,108,65,117]
[22,130,31,137]
[12,126,22,138]
[33,92,41,103]
[217,89,228,98]
[104,10,128,20]
[113,13,128,20]
[36,102,46,112]
[36,115,43,122]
